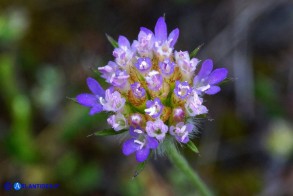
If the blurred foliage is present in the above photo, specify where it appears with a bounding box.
[0,10,27,42]
[0,0,293,195]
[265,120,293,158]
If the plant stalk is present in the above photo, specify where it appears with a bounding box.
[166,144,213,196]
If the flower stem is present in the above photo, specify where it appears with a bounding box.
[166,143,213,196]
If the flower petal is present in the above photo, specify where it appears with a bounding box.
[186,123,194,133]
[169,126,175,136]
[118,35,130,48]
[197,59,213,79]
[168,28,179,47]
[207,68,228,85]
[181,136,189,144]
[155,17,167,41]
[205,86,221,95]
[140,27,153,35]
[87,77,105,97]
[89,104,103,115]
[122,138,138,156]
[136,147,150,162]
[76,93,97,107]
[129,126,141,137]
[147,137,159,149]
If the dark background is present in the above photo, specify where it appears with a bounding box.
[0,0,293,195]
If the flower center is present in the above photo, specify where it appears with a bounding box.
[145,71,162,90]
[155,129,162,135]
[140,61,148,69]
[134,139,145,149]
[178,84,190,96]
[135,57,152,72]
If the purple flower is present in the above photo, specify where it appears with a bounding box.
[107,113,128,131]
[133,28,154,58]
[110,70,130,88]
[185,91,208,116]
[154,17,179,47]
[98,61,129,88]
[135,57,152,73]
[146,119,168,141]
[174,81,192,99]
[145,70,163,91]
[159,58,175,76]
[113,36,135,68]
[131,82,146,98]
[145,98,163,118]
[182,58,199,73]
[76,77,105,115]
[174,50,190,67]
[98,61,118,81]
[174,50,199,80]
[129,113,145,127]
[100,88,126,112]
[170,122,194,143]
[193,59,228,95]
[172,107,185,122]
[75,16,229,163]
[153,17,179,59]
[123,127,159,162]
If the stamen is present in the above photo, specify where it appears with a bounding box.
[145,106,156,116]
[134,129,143,134]
[134,139,145,149]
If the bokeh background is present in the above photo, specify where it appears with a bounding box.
[1,0,293,195]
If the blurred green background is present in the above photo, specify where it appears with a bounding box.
[0,0,293,195]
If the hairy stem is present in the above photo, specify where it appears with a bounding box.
[166,143,213,196]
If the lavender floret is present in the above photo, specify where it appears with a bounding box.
[122,127,159,162]
[193,59,228,95]
[76,77,105,115]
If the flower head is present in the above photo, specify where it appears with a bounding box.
[76,16,228,163]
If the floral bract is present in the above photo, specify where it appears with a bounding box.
[76,17,228,162]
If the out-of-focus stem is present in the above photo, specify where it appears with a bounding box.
[166,143,213,196]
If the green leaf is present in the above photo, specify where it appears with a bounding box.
[105,34,119,48]
[190,44,204,58]
[66,96,78,103]
[90,128,127,137]
[132,161,147,179]
[218,77,232,85]
[132,150,154,179]
[186,141,199,153]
